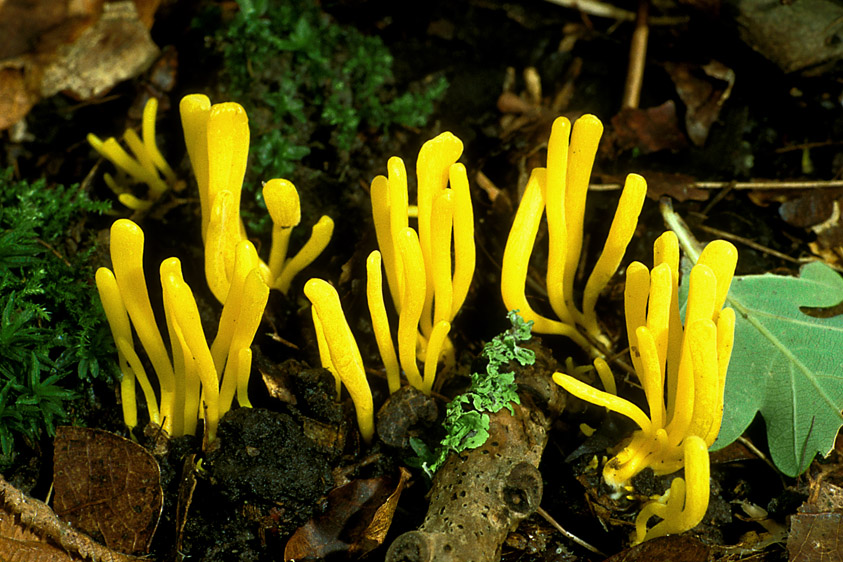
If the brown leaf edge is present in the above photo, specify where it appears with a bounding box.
[0,475,150,562]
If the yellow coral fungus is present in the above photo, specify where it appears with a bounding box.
[304,279,375,443]
[553,232,737,541]
[88,98,178,210]
[179,94,333,299]
[97,219,269,443]
[367,133,474,394]
[501,114,647,351]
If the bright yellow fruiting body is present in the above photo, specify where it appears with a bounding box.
[501,114,647,352]
[88,98,178,210]
[179,94,333,299]
[367,133,475,394]
[97,219,269,444]
[553,232,737,542]
[304,279,375,444]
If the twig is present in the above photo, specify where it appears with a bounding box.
[542,0,688,24]
[0,474,146,562]
[622,0,649,109]
[694,224,812,265]
[537,506,605,555]
[589,179,843,191]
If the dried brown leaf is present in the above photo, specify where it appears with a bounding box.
[0,476,144,562]
[0,0,103,60]
[788,513,843,562]
[665,61,734,146]
[40,1,159,99]
[608,101,688,155]
[284,470,410,560]
[0,66,41,130]
[0,510,80,562]
[603,535,710,562]
[53,426,162,555]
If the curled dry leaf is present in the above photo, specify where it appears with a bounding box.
[665,60,735,147]
[608,100,688,155]
[284,468,411,560]
[0,0,159,130]
[53,426,163,555]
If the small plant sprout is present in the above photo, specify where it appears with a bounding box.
[179,94,334,301]
[368,133,475,394]
[553,232,737,542]
[87,98,178,210]
[97,219,269,444]
[501,115,647,352]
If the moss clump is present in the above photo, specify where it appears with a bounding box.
[207,0,447,229]
[0,168,113,466]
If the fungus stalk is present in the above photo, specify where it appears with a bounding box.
[501,114,647,354]
[88,97,178,210]
[368,133,475,394]
[552,231,737,541]
[304,279,375,443]
[97,219,268,444]
[179,94,333,300]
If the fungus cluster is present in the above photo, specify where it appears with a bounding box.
[87,98,178,210]
[97,219,269,443]
[302,132,475,442]
[179,94,333,300]
[368,132,475,394]
[552,232,737,542]
[501,115,647,350]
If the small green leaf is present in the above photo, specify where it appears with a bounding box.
[712,261,843,477]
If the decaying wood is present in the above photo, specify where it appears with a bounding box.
[386,345,564,562]
[0,475,147,562]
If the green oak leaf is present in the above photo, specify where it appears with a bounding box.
[712,261,843,477]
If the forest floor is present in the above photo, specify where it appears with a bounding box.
[1,1,843,561]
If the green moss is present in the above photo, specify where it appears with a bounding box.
[0,168,114,465]
[208,0,447,230]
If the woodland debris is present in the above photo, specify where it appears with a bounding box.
[0,475,146,562]
[53,427,162,555]
[386,343,564,562]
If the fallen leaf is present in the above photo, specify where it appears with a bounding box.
[665,60,734,146]
[284,468,411,560]
[788,513,843,562]
[0,510,80,562]
[0,66,40,131]
[0,476,141,562]
[608,101,688,155]
[707,262,843,477]
[0,0,103,60]
[53,426,162,555]
[40,1,159,99]
[603,534,710,562]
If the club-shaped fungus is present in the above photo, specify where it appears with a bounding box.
[97,219,269,444]
[501,115,647,352]
[179,94,333,300]
[368,134,475,394]
[88,97,178,210]
[304,278,375,444]
[552,232,737,541]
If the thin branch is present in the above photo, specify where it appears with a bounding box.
[589,179,843,191]
[542,0,688,24]
[537,506,606,555]
[622,0,649,109]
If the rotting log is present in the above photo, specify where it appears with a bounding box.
[386,343,564,562]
